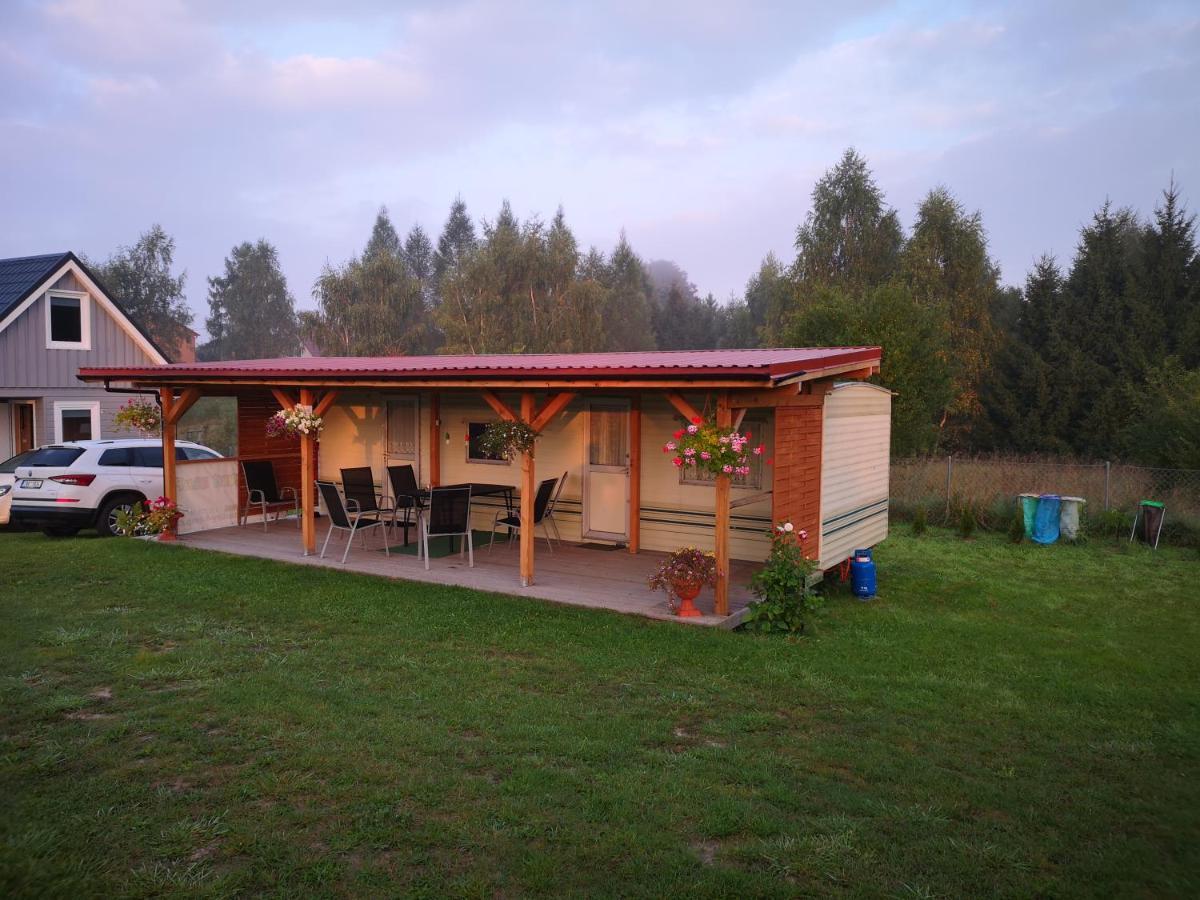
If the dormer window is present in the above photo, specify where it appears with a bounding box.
[46,290,90,350]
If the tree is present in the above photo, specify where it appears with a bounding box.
[1140,179,1198,364]
[363,207,401,261]
[601,233,657,351]
[743,253,793,345]
[434,196,477,284]
[305,251,432,356]
[792,148,904,297]
[200,240,298,360]
[1120,359,1200,468]
[91,225,192,358]
[901,186,1003,443]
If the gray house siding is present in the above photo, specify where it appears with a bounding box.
[0,267,161,452]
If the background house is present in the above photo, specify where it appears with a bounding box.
[0,252,167,457]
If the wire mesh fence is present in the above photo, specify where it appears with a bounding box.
[891,455,1200,542]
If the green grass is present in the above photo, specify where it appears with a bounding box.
[1,529,1197,897]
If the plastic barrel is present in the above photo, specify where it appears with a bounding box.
[1059,496,1085,541]
[1032,495,1061,544]
[850,549,876,600]
[1019,493,1039,539]
[1140,500,1165,546]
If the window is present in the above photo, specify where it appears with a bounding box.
[182,446,220,460]
[1,450,38,473]
[131,446,187,468]
[679,418,768,490]
[45,291,91,350]
[466,422,508,464]
[98,448,133,466]
[23,447,85,467]
[53,402,100,443]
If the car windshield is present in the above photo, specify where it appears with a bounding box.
[0,450,37,473]
[19,447,86,468]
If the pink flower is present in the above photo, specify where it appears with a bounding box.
[798,529,809,540]
[683,448,695,456]
[686,424,698,434]
[722,464,733,474]
[700,451,711,460]
[666,441,677,451]
[753,445,764,455]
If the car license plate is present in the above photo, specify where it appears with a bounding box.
[20,479,42,489]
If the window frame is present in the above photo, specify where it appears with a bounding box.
[45,290,92,350]
[464,421,511,466]
[52,401,101,443]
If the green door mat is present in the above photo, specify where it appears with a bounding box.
[379,529,510,558]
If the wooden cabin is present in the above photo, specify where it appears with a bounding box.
[78,348,890,620]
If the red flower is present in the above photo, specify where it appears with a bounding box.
[672,457,684,467]
[691,416,703,425]
[766,457,774,465]
[673,429,684,439]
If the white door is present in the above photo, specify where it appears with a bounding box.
[582,400,630,541]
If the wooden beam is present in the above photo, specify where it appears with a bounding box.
[530,391,576,431]
[519,392,536,587]
[299,388,316,556]
[732,408,747,431]
[271,388,297,411]
[159,389,178,542]
[664,390,702,423]
[429,393,441,488]
[629,395,641,554]
[163,387,202,426]
[312,390,340,418]
[714,391,732,616]
[481,389,518,422]
[112,378,770,391]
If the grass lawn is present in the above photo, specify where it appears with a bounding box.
[1,529,1197,897]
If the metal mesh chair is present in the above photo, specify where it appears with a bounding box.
[341,467,395,524]
[419,486,473,570]
[542,470,568,547]
[240,460,298,531]
[316,480,390,563]
[490,477,558,553]
[386,464,423,545]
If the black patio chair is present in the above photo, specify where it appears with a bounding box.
[489,477,558,554]
[341,466,395,525]
[419,486,473,570]
[386,464,424,546]
[543,470,568,548]
[316,480,390,564]
[240,459,298,531]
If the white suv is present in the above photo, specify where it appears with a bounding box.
[7,439,222,537]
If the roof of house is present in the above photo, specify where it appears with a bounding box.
[0,252,71,322]
[79,347,881,387]
[0,250,169,363]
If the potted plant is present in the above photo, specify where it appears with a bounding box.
[648,546,718,618]
[266,404,324,440]
[663,415,765,478]
[114,496,184,542]
[478,420,540,459]
[112,398,162,436]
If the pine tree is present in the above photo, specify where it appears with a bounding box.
[434,196,477,284]
[201,240,298,360]
[601,233,657,351]
[363,206,401,261]
[744,253,794,344]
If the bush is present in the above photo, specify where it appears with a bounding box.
[958,502,977,539]
[742,523,820,635]
[1007,509,1025,543]
[911,506,928,536]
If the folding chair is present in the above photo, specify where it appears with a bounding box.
[241,460,298,531]
[489,477,558,553]
[316,480,390,564]
[419,486,473,570]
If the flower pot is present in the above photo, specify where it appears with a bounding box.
[672,578,704,618]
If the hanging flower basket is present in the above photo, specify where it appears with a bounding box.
[478,420,540,459]
[267,404,323,440]
[663,415,766,478]
[113,398,162,436]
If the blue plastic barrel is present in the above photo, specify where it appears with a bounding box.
[1032,494,1061,545]
[850,548,876,600]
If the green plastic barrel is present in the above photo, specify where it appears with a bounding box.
[1019,493,1039,539]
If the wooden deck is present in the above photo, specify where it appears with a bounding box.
[176,519,760,627]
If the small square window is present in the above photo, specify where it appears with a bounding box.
[466,422,508,464]
[50,297,82,343]
[59,408,93,441]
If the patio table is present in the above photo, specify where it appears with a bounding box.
[391,482,516,549]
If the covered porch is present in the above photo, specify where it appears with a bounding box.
[78,348,882,624]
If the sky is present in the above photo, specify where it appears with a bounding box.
[1,0,1197,339]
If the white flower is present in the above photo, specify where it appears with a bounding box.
[783,522,794,532]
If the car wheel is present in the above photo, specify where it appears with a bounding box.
[97,494,143,537]
[42,526,80,537]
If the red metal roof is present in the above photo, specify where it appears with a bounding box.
[79,347,881,384]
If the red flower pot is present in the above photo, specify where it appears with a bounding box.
[672,578,704,618]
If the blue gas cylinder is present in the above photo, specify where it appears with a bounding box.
[850,548,876,600]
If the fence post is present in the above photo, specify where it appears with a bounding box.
[945,454,953,518]
[1104,461,1111,511]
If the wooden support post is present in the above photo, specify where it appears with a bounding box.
[312,390,339,418]
[299,388,316,556]
[429,393,441,487]
[629,395,641,554]
[481,389,518,422]
[714,391,732,615]
[520,392,535,587]
[160,388,178,541]
[271,388,297,411]
[665,390,702,423]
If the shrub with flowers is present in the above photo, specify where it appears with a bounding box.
[267,404,323,440]
[647,546,718,611]
[742,521,820,634]
[112,398,161,436]
[114,496,184,536]
[663,415,765,479]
